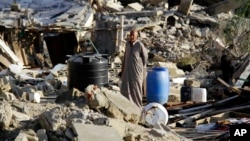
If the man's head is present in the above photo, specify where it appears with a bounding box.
[129,29,138,43]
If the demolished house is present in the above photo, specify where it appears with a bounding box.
[0,0,94,68]
[0,0,249,140]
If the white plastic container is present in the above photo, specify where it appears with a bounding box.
[140,102,168,127]
[29,92,41,103]
[191,87,207,102]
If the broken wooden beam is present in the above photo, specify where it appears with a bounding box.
[217,77,241,94]
[209,104,250,116]
[116,10,164,18]
[234,60,250,88]
[168,95,240,127]
[0,55,12,68]
[178,0,193,15]
[178,94,239,114]
[0,39,23,68]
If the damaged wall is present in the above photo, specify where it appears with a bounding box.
[44,32,78,66]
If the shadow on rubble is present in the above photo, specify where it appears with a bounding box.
[55,88,86,106]
[0,118,40,141]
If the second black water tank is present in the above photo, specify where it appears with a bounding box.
[67,52,108,92]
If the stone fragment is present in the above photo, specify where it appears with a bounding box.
[15,129,38,141]
[72,123,123,141]
[36,129,48,141]
[0,100,12,129]
[12,110,31,121]
[85,85,141,123]
[64,128,75,140]
[127,2,144,11]
[104,1,124,12]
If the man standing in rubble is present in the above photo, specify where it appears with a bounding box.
[120,29,148,108]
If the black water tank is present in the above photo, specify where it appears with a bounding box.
[67,52,108,92]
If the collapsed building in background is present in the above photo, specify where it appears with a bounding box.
[0,0,248,70]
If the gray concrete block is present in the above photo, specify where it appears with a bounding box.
[127,2,144,11]
[72,123,123,141]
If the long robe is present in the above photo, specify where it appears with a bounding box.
[120,40,148,108]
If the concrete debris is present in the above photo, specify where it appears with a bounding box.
[14,129,39,141]
[105,1,124,12]
[0,100,12,129]
[0,39,24,68]
[72,123,123,141]
[84,85,141,123]
[12,110,31,122]
[127,2,144,11]
[36,129,48,141]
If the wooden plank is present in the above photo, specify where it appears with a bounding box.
[178,0,193,15]
[34,53,45,67]
[217,77,241,94]
[21,46,29,66]
[12,41,24,66]
[0,39,23,67]
[0,54,12,67]
[116,10,165,18]
[173,127,227,140]
[232,54,250,79]
[234,61,250,88]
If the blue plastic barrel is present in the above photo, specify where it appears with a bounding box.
[146,67,170,104]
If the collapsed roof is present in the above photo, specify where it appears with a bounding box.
[0,0,93,31]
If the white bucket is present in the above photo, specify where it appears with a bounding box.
[191,87,207,102]
[29,92,41,103]
[140,102,168,127]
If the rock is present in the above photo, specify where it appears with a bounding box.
[72,123,123,141]
[15,129,38,141]
[64,128,75,140]
[127,2,144,11]
[12,110,31,121]
[36,129,48,141]
[0,100,12,129]
[39,106,63,131]
[84,85,109,112]
[84,85,141,123]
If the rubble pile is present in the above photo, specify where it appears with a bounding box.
[90,1,232,64]
[0,65,191,140]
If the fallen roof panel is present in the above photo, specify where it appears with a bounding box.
[0,0,92,31]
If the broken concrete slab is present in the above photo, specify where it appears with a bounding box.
[0,100,12,129]
[72,123,123,141]
[104,1,124,12]
[84,85,141,123]
[14,129,38,141]
[153,62,185,78]
[12,110,31,122]
[127,2,144,11]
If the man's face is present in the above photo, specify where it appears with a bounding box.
[130,31,138,43]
